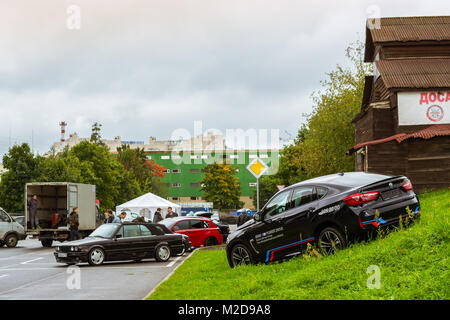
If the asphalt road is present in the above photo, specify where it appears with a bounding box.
[0,238,190,300]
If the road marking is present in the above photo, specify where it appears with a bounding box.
[0,271,66,297]
[166,255,183,268]
[0,275,8,279]
[21,257,44,265]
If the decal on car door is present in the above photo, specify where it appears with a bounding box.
[254,227,284,244]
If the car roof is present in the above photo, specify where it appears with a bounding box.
[288,172,395,189]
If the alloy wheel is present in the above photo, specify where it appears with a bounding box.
[319,230,343,255]
[90,248,105,265]
[158,246,170,260]
[231,245,251,267]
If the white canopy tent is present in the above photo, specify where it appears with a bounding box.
[116,192,181,221]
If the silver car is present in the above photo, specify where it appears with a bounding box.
[0,207,26,247]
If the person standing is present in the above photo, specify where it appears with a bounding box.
[165,207,178,219]
[27,195,39,229]
[68,207,80,241]
[153,208,163,223]
[105,210,115,223]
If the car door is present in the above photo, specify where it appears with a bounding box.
[138,224,158,258]
[189,219,210,246]
[251,189,292,261]
[171,219,193,241]
[109,224,142,261]
[0,209,12,240]
[277,186,320,258]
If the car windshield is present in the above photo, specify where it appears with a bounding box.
[89,224,120,239]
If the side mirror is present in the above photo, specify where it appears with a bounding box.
[253,212,262,222]
[115,234,122,239]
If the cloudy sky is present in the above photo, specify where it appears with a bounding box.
[1,0,449,157]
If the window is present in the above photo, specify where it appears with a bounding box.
[201,155,209,159]
[190,169,200,173]
[122,225,141,238]
[164,169,170,173]
[172,169,182,173]
[139,225,152,236]
[172,155,181,160]
[229,155,239,159]
[260,154,268,159]
[0,209,10,222]
[249,183,257,187]
[146,156,152,160]
[190,196,199,200]
[172,220,190,231]
[190,155,199,160]
[172,183,181,188]
[249,154,257,159]
[290,187,315,208]
[191,220,209,229]
[263,190,290,219]
[161,155,170,160]
[190,183,199,188]
[172,197,180,201]
[316,187,328,200]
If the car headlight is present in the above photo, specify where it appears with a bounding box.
[56,246,60,252]
[70,246,80,252]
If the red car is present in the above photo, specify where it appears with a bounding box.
[161,217,223,247]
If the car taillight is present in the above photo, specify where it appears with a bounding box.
[343,192,379,206]
[402,180,413,191]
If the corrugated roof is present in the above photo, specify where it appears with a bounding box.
[365,16,450,61]
[376,58,450,89]
[347,124,450,154]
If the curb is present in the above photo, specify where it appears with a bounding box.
[142,250,196,300]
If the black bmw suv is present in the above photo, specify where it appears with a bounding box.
[226,172,420,267]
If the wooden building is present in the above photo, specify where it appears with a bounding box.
[348,16,450,191]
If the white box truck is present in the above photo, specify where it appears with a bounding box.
[25,182,103,247]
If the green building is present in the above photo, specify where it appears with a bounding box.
[146,150,280,209]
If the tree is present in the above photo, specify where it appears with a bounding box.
[90,122,105,146]
[116,145,167,198]
[200,163,243,210]
[0,144,39,212]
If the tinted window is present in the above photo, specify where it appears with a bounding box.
[172,220,190,231]
[291,187,315,208]
[263,190,290,219]
[191,220,208,229]
[139,225,152,236]
[123,225,141,238]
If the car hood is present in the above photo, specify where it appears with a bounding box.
[59,237,110,247]
[237,219,256,230]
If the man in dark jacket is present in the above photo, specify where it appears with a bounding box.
[68,207,80,241]
[27,195,39,229]
[105,209,114,223]
[165,207,178,219]
[153,208,164,223]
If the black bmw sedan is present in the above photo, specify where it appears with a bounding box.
[226,172,420,268]
[54,222,185,266]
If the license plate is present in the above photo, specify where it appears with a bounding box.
[381,189,401,200]
[58,253,68,258]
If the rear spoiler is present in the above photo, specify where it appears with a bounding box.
[360,175,407,192]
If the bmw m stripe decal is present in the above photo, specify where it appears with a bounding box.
[359,218,387,228]
[265,237,315,262]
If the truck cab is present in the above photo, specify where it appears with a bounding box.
[0,207,26,247]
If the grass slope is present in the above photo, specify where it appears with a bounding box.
[149,189,450,300]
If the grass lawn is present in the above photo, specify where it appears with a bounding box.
[148,189,450,300]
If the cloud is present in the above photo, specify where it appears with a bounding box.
[1,0,449,157]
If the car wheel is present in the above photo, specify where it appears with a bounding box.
[318,227,346,256]
[88,247,106,266]
[0,240,4,247]
[204,237,218,247]
[155,243,171,262]
[41,239,53,247]
[176,243,186,256]
[134,259,142,263]
[5,234,18,248]
[230,244,254,267]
